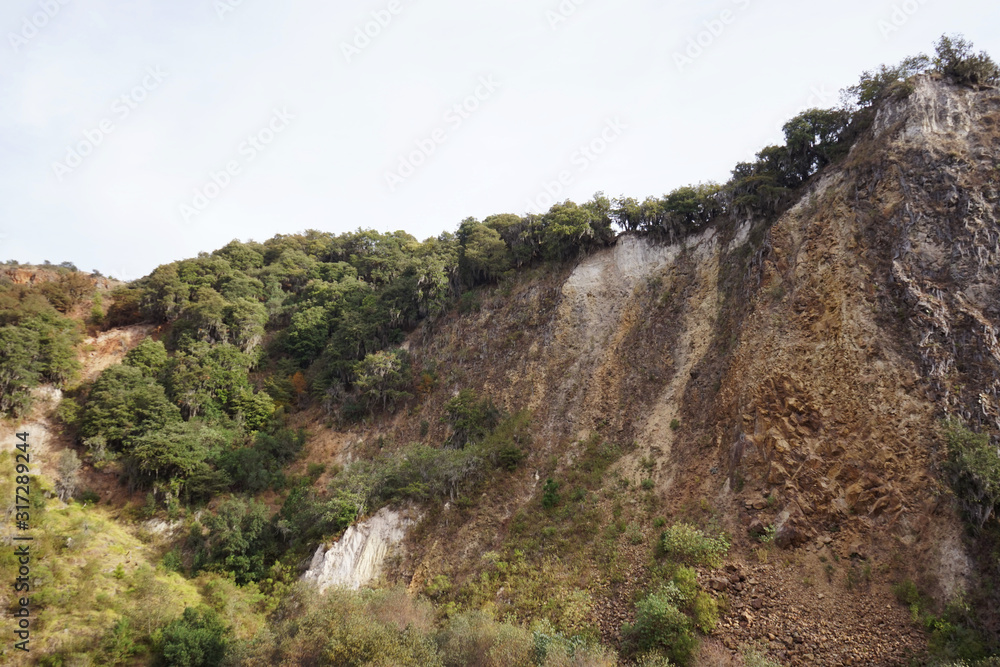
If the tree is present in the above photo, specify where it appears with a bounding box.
[933,34,1000,86]
[55,449,82,502]
[200,497,273,583]
[223,299,267,353]
[540,202,595,260]
[843,55,930,109]
[782,109,852,182]
[124,339,169,377]
[161,343,255,421]
[443,389,501,448]
[285,306,330,364]
[458,220,510,285]
[142,265,190,322]
[124,420,228,497]
[80,365,182,451]
[0,325,41,415]
[156,606,228,667]
[354,348,412,412]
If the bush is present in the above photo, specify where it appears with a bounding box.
[622,590,698,665]
[933,34,1000,86]
[691,592,719,634]
[659,523,729,568]
[155,606,228,667]
[943,418,1000,532]
[742,645,782,667]
[100,618,139,666]
[443,389,501,448]
[542,479,561,509]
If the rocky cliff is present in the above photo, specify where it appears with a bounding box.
[327,75,1000,664]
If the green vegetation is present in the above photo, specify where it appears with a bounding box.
[154,606,228,667]
[893,578,990,663]
[0,275,85,415]
[224,586,616,666]
[620,525,730,665]
[943,418,1000,532]
[659,522,730,568]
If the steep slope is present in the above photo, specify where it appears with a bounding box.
[360,76,999,665]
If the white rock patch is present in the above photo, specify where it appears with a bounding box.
[302,507,414,592]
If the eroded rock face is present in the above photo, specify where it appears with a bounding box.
[302,507,415,593]
[718,76,1000,602]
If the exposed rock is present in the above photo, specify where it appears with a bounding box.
[302,507,417,592]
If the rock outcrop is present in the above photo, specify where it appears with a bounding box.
[302,507,416,592]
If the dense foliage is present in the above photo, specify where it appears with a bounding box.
[0,271,86,415]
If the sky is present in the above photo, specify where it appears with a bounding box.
[1,0,998,281]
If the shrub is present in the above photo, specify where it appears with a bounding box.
[542,479,561,509]
[671,567,698,602]
[155,606,228,667]
[636,652,674,667]
[443,389,501,448]
[742,645,782,667]
[943,418,1000,532]
[659,523,729,568]
[691,592,719,634]
[100,618,139,666]
[622,590,698,665]
[933,34,1000,86]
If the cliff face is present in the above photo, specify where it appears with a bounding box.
[718,75,1000,580]
[358,76,1000,663]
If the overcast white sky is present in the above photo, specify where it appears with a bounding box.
[1,0,997,280]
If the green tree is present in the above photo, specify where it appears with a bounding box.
[285,306,330,364]
[156,606,228,667]
[843,55,930,109]
[782,109,852,182]
[353,348,412,412]
[458,219,510,285]
[944,419,1000,532]
[200,497,273,583]
[80,365,182,451]
[443,389,501,448]
[223,298,267,353]
[540,202,595,260]
[123,420,230,498]
[124,339,169,378]
[933,34,1000,86]
[0,325,41,415]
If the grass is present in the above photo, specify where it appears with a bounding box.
[0,451,204,664]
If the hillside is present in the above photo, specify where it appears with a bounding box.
[3,37,1000,667]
